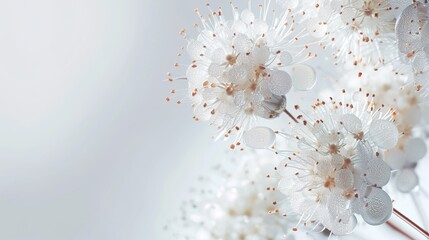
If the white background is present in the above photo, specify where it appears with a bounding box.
[0,0,428,239]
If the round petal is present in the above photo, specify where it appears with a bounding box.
[208,63,224,78]
[365,155,391,187]
[243,127,276,149]
[187,40,205,59]
[335,169,354,189]
[361,187,392,226]
[368,120,399,149]
[267,70,292,95]
[289,64,317,91]
[384,149,406,170]
[396,169,419,193]
[404,138,427,163]
[233,34,253,53]
[276,0,299,9]
[331,214,357,236]
[340,113,362,133]
[240,9,255,24]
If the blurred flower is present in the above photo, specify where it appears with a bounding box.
[339,64,429,194]
[306,0,408,67]
[396,1,429,91]
[167,152,321,240]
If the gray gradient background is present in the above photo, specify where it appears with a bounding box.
[0,1,427,239]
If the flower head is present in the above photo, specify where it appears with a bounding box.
[246,90,399,235]
[340,64,429,194]
[396,1,429,90]
[169,1,319,140]
[168,152,321,240]
[307,0,405,66]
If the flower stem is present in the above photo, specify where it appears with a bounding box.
[284,109,298,123]
[393,207,429,239]
[386,221,414,240]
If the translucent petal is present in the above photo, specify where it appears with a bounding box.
[316,159,333,177]
[355,142,372,169]
[331,214,357,236]
[340,113,362,133]
[368,120,399,149]
[280,51,293,66]
[233,34,253,53]
[208,63,224,78]
[289,64,317,91]
[233,91,246,107]
[413,50,429,72]
[327,190,348,216]
[278,177,294,195]
[422,23,429,45]
[250,93,264,104]
[267,70,292,95]
[232,20,247,34]
[331,154,344,169]
[253,21,269,35]
[404,138,427,162]
[227,64,250,85]
[384,149,406,170]
[351,185,367,214]
[276,0,299,9]
[186,65,207,84]
[396,169,419,193]
[243,127,276,149]
[365,155,391,187]
[361,187,393,226]
[335,169,354,189]
[187,40,205,59]
[240,9,255,24]
[401,106,422,126]
[202,88,218,101]
[396,2,427,52]
[253,45,270,65]
[210,48,227,64]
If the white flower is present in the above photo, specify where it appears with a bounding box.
[339,64,429,194]
[175,1,318,140]
[396,1,429,90]
[307,0,406,66]
[387,137,427,193]
[247,90,399,236]
[168,152,321,240]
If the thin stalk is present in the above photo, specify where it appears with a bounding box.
[386,221,414,240]
[393,208,429,239]
[284,109,298,123]
[411,192,429,230]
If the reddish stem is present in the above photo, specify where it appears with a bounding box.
[386,221,414,240]
[393,208,429,239]
[284,109,298,123]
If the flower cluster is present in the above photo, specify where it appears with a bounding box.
[168,153,320,240]
[167,0,429,239]
[306,0,409,67]
[340,64,429,194]
[170,1,319,139]
[396,2,429,87]
[267,90,398,235]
